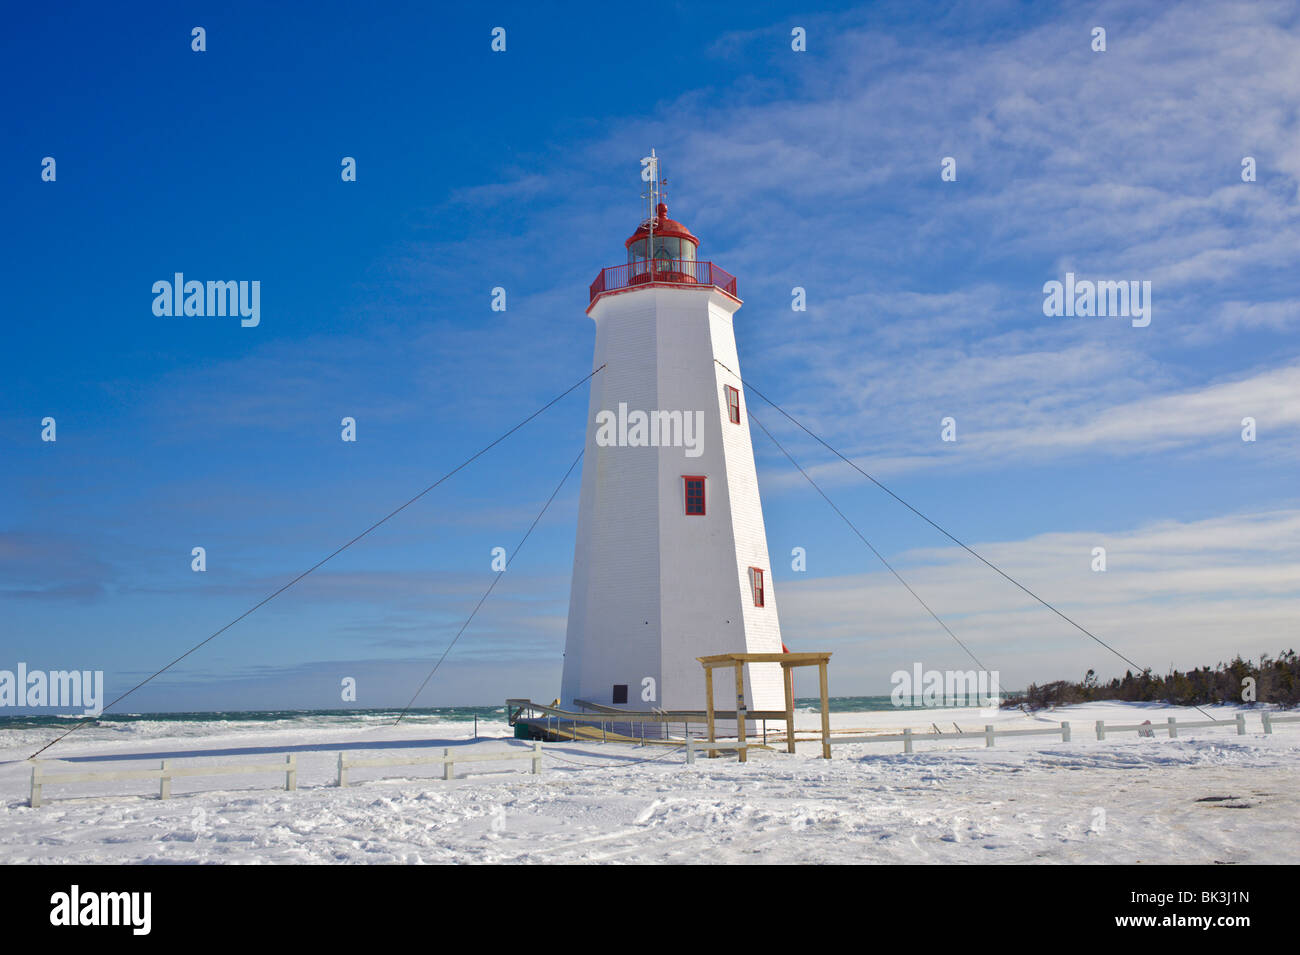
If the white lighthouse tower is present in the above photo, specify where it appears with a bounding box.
[561,161,785,716]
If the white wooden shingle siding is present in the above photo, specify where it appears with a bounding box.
[561,285,784,713]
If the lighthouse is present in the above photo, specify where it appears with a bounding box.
[560,159,785,716]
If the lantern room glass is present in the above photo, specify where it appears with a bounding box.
[628,235,696,277]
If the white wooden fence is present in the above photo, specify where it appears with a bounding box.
[29,742,547,806]
[832,723,1072,753]
[30,755,296,808]
[827,711,1282,754]
[1093,714,1248,739]
[1261,712,1300,734]
[336,742,542,787]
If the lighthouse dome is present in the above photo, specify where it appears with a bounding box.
[625,202,699,277]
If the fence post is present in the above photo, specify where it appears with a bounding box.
[1061,721,1071,742]
[1261,711,1272,734]
[443,748,454,781]
[30,764,42,808]
[1096,720,1106,740]
[531,741,542,775]
[903,728,913,754]
[1236,713,1246,736]
[686,737,696,764]
[337,752,347,787]
[285,754,297,791]
[985,725,995,747]
[1167,717,1178,739]
[160,760,171,800]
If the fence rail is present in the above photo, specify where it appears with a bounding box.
[30,755,296,808]
[337,743,542,787]
[830,712,1267,754]
[1262,712,1300,733]
[29,743,546,806]
[589,260,739,303]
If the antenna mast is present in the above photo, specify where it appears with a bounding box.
[641,148,667,276]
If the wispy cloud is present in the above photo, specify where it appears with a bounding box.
[777,506,1300,692]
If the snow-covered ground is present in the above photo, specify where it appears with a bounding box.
[2,702,1296,864]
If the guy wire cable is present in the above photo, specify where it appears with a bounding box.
[28,365,605,759]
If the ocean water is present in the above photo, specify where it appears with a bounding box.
[0,706,507,732]
[0,695,1007,732]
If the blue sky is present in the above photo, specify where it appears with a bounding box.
[3,0,1298,712]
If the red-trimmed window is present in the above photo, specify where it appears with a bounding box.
[725,384,741,424]
[683,476,706,515]
[749,567,765,607]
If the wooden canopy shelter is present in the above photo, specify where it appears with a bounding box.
[697,652,832,760]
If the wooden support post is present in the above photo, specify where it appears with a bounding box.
[1262,712,1273,735]
[734,662,747,763]
[1061,721,1071,742]
[443,747,454,780]
[285,754,297,791]
[1096,719,1106,740]
[1236,713,1246,736]
[818,659,831,759]
[531,741,542,774]
[783,663,796,754]
[686,737,696,764]
[30,764,42,808]
[1167,716,1178,739]
[705,666,717,758]
[984,725,995,747]
[337,752,347,787]
[903,727,913,754]
[160,760,171,800]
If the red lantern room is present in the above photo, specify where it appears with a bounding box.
[626,201,699,283]
[588,198,738,309]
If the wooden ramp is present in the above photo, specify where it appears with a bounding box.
[516,718,678,745]
[508,699,807,753]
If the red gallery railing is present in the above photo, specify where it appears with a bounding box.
[589,260,739,304]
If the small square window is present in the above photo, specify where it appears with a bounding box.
[612,684,628,705]
[683,476,706,515]
[725,385,741,424]
[749,567,765,607]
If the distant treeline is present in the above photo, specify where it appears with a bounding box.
[1004,651,1299,709]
